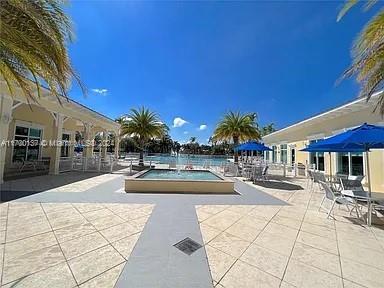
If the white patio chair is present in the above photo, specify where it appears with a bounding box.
[224,163,238,177]
[262,166,269,181]
[252,166,264,182]
[319,181,357,219]
[306,170,314,190]
[312,171,327,192]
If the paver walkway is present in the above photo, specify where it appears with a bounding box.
[1,170,384,288]
[1,169,286,288]
[198,179,384,288]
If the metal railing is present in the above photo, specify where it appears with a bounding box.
[59,156,116,173]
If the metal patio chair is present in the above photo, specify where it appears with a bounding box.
[319,181,357,219]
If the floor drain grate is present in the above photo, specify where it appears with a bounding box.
[173,237,202,255]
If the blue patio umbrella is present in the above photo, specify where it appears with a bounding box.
[302,123,384,225]
[234,141,272,152]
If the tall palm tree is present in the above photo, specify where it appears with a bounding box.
[0,0,84,102]
[120,107,168,166]
[337,0,384,114]
[212,111,260,163]
[261,123,276,136]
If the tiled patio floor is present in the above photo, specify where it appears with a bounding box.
[198,179,384,288]
[1,171,384,288]
[0,202,154,287]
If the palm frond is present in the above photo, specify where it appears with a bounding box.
[120,107,168,150]
[337,0,359,22]
[0,0,85,103]
[337,0,384,114]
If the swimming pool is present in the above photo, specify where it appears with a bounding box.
[125,169,235,194]
[143,155,230,166]
[138,169,222,181]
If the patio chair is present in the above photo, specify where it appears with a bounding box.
[312,171,327,192]
[262,166,269,181]
[348,175,365,182]
[252,166,264,182]
[319,181,357,219]
[306,170,314,190]
[340,178,365,192]
[224,163,238,177]
[242,164,254,181]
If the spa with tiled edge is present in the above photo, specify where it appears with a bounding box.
[125,169,235,194]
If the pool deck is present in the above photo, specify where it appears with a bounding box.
[1,169,384,287]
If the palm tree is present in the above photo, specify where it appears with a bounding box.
[261,123,276,136]
[337,0,384,114]
[0,0,84,102]
[172,141,181,155]
[120,107,168,166]
[212,111,260,163]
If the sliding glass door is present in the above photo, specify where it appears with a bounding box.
[337,152,363,176]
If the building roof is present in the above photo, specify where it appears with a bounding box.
[263,91,383,144]
[0,80,120,132]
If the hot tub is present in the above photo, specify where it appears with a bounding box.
[125,169,235,194]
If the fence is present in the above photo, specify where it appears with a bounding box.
[221,161,314,178]
[59,155,116,173]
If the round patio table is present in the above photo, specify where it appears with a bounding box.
[341,190,384,226]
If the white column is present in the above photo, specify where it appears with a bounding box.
[101,131,108,159]
[83,123,94,158]
[49,113,64,174]
[114,130,120,159]
[0,96,13,184]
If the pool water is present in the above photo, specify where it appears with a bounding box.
[143,155,229,166]
[139,169,222,181]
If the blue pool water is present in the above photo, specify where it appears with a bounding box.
[139,169,222,181]
[143,155,230,166]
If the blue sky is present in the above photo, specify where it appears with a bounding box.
[67,1,377,143]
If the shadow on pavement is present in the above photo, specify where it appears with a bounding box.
[0,166,133,202]
[252,180,304,191]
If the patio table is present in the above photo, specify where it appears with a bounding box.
[341,190,384,225]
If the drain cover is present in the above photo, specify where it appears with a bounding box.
[174,237,202,255]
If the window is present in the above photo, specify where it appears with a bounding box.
[13,125,42,162]
[272,146,277,163]
[61,133,71,157]
[280,144,287,164]
[337,152,349,174]
[264,151,270,161]
[309,140,324,171]
[337,152,363,176]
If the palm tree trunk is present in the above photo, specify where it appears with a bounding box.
[233,135,239,164]
[139,150,144,166]
[139,139,145,166]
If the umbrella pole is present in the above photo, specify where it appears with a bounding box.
[329,152,332,180]
[366,150,372,226]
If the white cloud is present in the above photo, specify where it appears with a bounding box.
[198,124,207,131]
[183,131,189,135]
[173,117,188,128]
[91,88,108,96]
